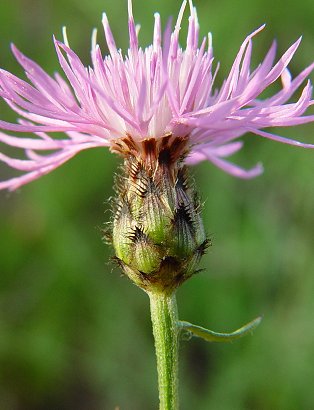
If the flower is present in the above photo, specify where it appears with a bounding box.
[0,0,314,191]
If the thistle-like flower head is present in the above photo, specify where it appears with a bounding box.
[1,0,314,191]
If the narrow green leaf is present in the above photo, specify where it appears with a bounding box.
[178,316,262,343]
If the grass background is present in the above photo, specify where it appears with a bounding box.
[0,0,314,409]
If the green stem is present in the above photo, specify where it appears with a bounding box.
[148,291,179,410]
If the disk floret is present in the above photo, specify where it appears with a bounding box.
[111,134,209,292]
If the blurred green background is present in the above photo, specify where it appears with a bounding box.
[0,0,314,409]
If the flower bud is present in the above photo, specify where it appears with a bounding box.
[110,134,210,292]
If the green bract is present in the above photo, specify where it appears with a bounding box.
[111,135,209,293]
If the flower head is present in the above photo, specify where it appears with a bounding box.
[1,0,314,191]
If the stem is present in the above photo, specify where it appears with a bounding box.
[148,291,179,410]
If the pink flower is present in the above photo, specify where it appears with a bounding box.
[1,0,314,191]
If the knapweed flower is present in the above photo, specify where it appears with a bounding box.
[0,0,314,290]
[1,0,314,192]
